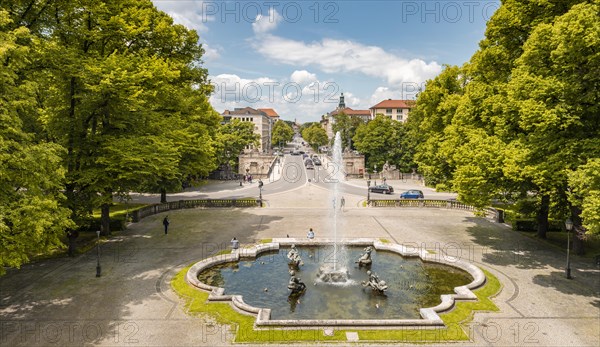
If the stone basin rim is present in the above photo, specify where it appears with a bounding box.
[185,238,487,327]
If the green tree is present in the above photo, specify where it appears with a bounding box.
[1,11,74,274]
[332,112,366,150]
[8,0,220,234]
[568,159,600,235]
[353,115,411,171]
[271,120,294,148]
[507,1,600,248]
[301,124,328,150]
[217,119,260,169]
[406,65,466,187]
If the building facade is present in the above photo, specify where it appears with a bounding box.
[221,107,274,152]
[321,93,371,139]
[369,99,415,122]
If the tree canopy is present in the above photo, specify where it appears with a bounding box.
[1,0,225,271]
[407,0,600,244]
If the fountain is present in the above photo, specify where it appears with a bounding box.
[316,131,351,284]
[186,135,488,327]
[356,246,373,267]
[287,244,303,269]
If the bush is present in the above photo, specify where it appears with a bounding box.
[513,219,564,232]
[435,183,450,192]
[78,218,125,232]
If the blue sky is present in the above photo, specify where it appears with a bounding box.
[153,1,500,122]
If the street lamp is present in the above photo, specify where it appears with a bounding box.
[367,180,371,204]
[95,230,101,277]
[565,218,573,279]
[258,179,264,207]
[374,164,378,186]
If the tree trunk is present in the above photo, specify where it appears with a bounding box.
[160,187,167,204]
[536,194,550,239]
[572,226,585,255]
[570,205,585,255]
[101,202,110,236]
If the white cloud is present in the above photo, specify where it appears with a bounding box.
[209,72,344,123]
[202,43,221,61]
[153,1,213,33]
[252,8,282,34]
[253,35,442,87]
[290,70,317,85]
[342,92,362,108]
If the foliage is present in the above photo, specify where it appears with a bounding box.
[1,0,221,235]
[299,121,319,135]
[271,120,294,148]
[353,115,413,171]
[569,159,600,234]
[406,65,466,185]
[301,124,328,150]
[332,112,366,150]
[409,0,599,239]
[0,11,75,274]
[216,119,259,168]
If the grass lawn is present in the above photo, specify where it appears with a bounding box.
[171,264,501,343]
[92,202,150,220]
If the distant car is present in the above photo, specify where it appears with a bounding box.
[305,161,314,170]
[291,150,300,156]
[369,184,394,194]
[312,157,322,166]
[400,190,424,199]
[302,153,308,159]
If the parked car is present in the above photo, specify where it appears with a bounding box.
[312,157,322,166]
[400,190,424,199]
[369,184,394,194]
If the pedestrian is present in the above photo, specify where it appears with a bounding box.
[163,216,170,235]
[231,237,240,250]
[383,177,387,184]
[340,196,345,209]
[307,228,315,240]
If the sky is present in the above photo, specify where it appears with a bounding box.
[152,1,500,123]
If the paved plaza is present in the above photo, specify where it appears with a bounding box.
[1,180,599,346]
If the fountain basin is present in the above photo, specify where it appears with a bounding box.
[186,238,486,327]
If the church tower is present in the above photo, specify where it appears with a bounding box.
[338,93,346,110]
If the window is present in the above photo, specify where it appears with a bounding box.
[385,109,392,114]
[396,109,403,113]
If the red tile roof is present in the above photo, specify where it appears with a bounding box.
[330,107,371,116]
[370,99,416,109]
[258,108,279,117]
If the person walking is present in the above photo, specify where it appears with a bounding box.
[307,228,315,240]
[163,216,170,235]
[340,196,345,209]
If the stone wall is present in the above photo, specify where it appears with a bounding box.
[239,153,276,179]
[342,152,365,178]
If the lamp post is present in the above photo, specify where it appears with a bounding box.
[258,179,263,207]
[95,230,101,277]
[367,180,371,205]
[565,218,573,279]
[374,164,378,186]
